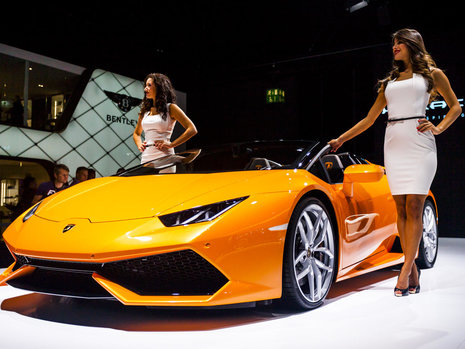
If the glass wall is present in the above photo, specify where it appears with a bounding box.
[0,53,24,126]
[0,158,52,234]
[0,51,82,131]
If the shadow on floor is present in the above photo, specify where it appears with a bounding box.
[326,268,399,304]
[0,268,399,332]
[1,293,291,331]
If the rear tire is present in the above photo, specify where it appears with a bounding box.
[282,197,336,310]
[416,200,438,269]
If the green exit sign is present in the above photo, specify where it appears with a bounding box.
[266,88,285,103]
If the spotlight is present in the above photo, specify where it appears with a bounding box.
[346,0,369,13]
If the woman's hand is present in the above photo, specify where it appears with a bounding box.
[328,138,344,152]
[417,118,441,135]
[138,141,147,152]
[154,140,172,150]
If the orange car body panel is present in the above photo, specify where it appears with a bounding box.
[1,164,436,306]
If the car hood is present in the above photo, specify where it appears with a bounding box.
[35,171,303,222]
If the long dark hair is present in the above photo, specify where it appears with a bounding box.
[139,73,177,120]
[378,28,438,99]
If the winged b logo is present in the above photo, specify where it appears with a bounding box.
[104,91,142,112]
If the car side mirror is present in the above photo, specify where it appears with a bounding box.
[342,164,384,197]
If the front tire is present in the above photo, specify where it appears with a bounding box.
[282,197,336,310]
[416,200,438,269]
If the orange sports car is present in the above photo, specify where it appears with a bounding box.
[0,140,438,309]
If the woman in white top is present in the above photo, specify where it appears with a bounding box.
[328,29,461,297]
[133,73,197,170]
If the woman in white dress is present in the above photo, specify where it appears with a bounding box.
[133,73,197,171]
[328,29,461,296]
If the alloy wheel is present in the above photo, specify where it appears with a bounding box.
[422,203,438,264]
[292,202,335,304]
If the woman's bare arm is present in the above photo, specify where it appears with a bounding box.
[155,104,198,150]
[328,91,387,151]
[417,68,462,135]
[133,113,146,152]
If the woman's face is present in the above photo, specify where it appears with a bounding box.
[392,39,410,62]
[144,77,156,100]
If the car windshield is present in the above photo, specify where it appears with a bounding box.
[117,140,320,176]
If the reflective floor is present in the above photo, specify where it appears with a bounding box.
[1,238,465,349]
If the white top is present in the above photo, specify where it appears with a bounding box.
[141,103,176,163]
[384,73,430,119]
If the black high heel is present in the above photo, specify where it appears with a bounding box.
[394,266,410,297]
[394,287,409,297]
[409,264,421,294]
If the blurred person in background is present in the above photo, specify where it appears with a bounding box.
[70,166,88,186]
[32,164,70,204]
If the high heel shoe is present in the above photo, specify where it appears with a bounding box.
[394,268,410,297]
[394,287,409,297]
[409,264,421,294]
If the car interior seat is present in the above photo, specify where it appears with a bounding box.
[321,154,344,183]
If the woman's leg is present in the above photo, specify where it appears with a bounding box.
[394,194,426,290]
[393,195,407,251]
[392,195,408,289]
[404,194,427,286]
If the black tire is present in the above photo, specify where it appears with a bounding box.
[416,200,438,269]
[282,197,337,310]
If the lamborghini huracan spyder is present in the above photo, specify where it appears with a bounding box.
[0,140,438,309]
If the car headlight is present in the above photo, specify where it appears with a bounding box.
[159,196,249,227]
[22,202,41,222]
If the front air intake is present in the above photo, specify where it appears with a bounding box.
[99,249,228,296]
[12,249,228,297]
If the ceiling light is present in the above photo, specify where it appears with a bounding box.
[346,0,369,13]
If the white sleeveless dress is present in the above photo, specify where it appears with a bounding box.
[141,103,176,164]
[384,73,437,195]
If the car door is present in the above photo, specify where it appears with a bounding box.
[318,153,397,269]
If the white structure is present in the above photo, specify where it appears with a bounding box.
[0,43,186,178]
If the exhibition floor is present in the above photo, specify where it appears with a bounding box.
[1,237,464,349]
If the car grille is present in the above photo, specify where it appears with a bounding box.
[12,249,228,296]
[13,254,101,273]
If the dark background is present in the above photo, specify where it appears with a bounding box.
[2,0,464,236]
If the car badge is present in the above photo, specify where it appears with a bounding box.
[63,224,75,233]
[104,90,141,112]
